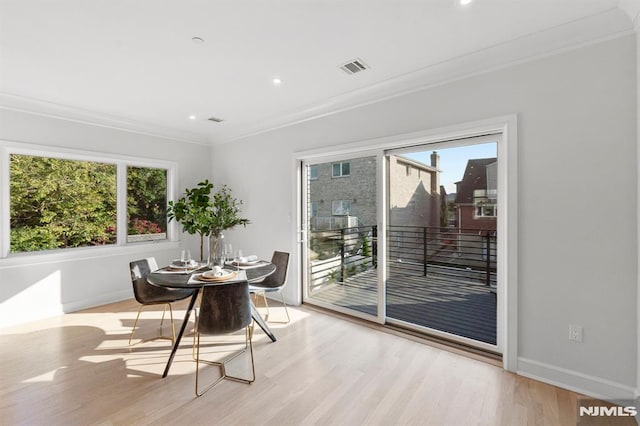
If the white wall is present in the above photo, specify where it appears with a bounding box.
[212,35,637,398]
[0,109,211,326]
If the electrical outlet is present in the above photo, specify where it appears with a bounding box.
[569,324,583,342]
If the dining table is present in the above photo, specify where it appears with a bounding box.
[147,261,277,378]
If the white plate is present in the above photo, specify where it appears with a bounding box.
[232,260,260,266]
[199,269,237,281]
[202,269,234,278]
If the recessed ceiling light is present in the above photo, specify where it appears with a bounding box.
[459,0,473,5]
[272,77,282,86]
[189,115,196,120]
[191,37,204,44]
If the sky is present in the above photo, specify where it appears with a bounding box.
[405,142,497,194]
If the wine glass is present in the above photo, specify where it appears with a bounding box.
[234,249,243,271]
[223,244,233,268]
[181,249,191,267]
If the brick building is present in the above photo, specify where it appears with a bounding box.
[454,157,497,231]
[388,152,440,228]
[308,153,441,230]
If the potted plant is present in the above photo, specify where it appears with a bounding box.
[167,180,250,265]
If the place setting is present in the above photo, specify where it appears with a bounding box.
[156,250,202,274]
[189,245,248,283]
[226,250,268,269]
[193,265,240,283]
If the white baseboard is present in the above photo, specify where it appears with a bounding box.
[518,357,637,401]
[62,289,133,313]
[0,290,134,329]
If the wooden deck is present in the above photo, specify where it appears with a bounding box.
[309,263,497,345]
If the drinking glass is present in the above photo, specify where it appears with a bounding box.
[223,244,233,267]
[234,249,243,271]
[181,249,191,266]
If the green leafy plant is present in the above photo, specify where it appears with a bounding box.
[167,180,250,260]
[347,263,357,278]
[361,233,371,257]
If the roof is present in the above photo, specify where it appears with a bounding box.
[454,158,497,204]
[394,155,438,173]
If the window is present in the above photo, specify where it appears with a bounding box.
[127,166,167,242]
[2,144,175,256]
[332,200,351,216]
[310,202,318,218]
[475,203,497,218]
[10,154,117,252]
[473,189,497,218]
[309,165,318,180]
[332,162,350,177]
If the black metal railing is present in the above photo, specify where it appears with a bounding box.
[387,225,496,286]
[308,224,496,291]
[308,225,375,289]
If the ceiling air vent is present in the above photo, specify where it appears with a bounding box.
[339,58,369,75]
[207,116,224,123]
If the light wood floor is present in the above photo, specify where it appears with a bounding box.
[0,298,616,425]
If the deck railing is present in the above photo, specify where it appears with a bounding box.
[308,225,496,291]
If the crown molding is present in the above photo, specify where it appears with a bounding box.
[0,92,211,146]
[218,7,634,144]
[1,5,635,147]
[619,0,640,30]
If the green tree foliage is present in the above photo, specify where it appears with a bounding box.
[440,198,451,228]
[127,166,167,234]
[10,155,117,252]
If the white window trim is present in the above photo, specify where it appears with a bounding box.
[475,203,498,218]
[295,114,518,373]
[0,140,179,259]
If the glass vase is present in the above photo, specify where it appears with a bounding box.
[207,232,224,268]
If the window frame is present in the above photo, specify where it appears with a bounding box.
[0,141,178,259]
[309,165,318,180]
[475,203,497,218]
[331,199,352,216]
[126,165,169,243]
[331,161,351,178]
[309,201,318,218]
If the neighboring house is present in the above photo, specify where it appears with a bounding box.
[309,153,441,231]
[388,152,440,228]
[308,156,377,230]
[454,158,497,231]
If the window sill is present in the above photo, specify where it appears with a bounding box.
[0,240,180,269]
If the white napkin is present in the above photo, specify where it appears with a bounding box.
[188,269,247,285]
[238,255,258,263]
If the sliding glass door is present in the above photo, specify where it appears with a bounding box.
[300,133,502,353]
[385,137,499,351]
[301,154,384,322]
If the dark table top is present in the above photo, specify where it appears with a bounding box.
[147,262,276,288]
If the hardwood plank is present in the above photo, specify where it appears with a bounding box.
[0,299,613,425]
